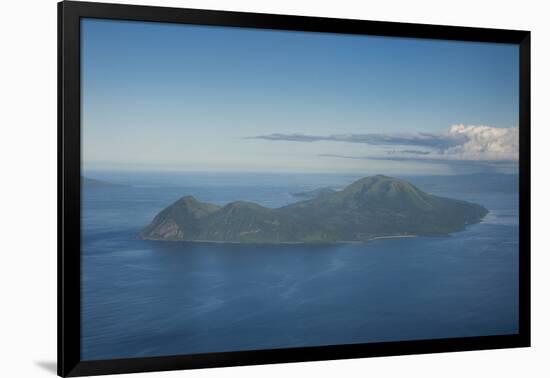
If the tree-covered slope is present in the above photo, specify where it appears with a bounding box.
[140,175,488,243]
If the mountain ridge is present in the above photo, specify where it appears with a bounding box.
[140,175,488,243]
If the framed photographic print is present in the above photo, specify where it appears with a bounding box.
[58,1,530,376]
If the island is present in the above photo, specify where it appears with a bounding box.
[290,187,338,199]
[140,175,488,243]
[82,176,123,188]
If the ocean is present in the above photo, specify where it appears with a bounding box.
[81,171,519,360]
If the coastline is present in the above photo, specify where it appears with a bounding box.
[140,234,419,245]
[368,235,418,241]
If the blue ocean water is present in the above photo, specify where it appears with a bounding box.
[81,172,519,360]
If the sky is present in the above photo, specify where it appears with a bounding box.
[81,18,519,175]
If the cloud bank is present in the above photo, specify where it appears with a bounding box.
[249,125,519,166]
[248,131,467,150]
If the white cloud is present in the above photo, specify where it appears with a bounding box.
[442,124,518,161]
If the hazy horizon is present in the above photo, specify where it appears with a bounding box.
[81,19,519,175]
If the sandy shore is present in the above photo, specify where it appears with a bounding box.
[368,235,418,241]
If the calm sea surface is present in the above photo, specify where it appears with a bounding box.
[81,172,519,360]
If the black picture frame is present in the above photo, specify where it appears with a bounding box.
[58,1,531,376]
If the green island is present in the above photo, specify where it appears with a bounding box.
[140,175,488,243]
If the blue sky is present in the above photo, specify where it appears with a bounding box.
[81,18,519,174]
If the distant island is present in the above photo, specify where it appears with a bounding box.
[140,175,488,243]
[290,187,338,199]
[82,176,123,188]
